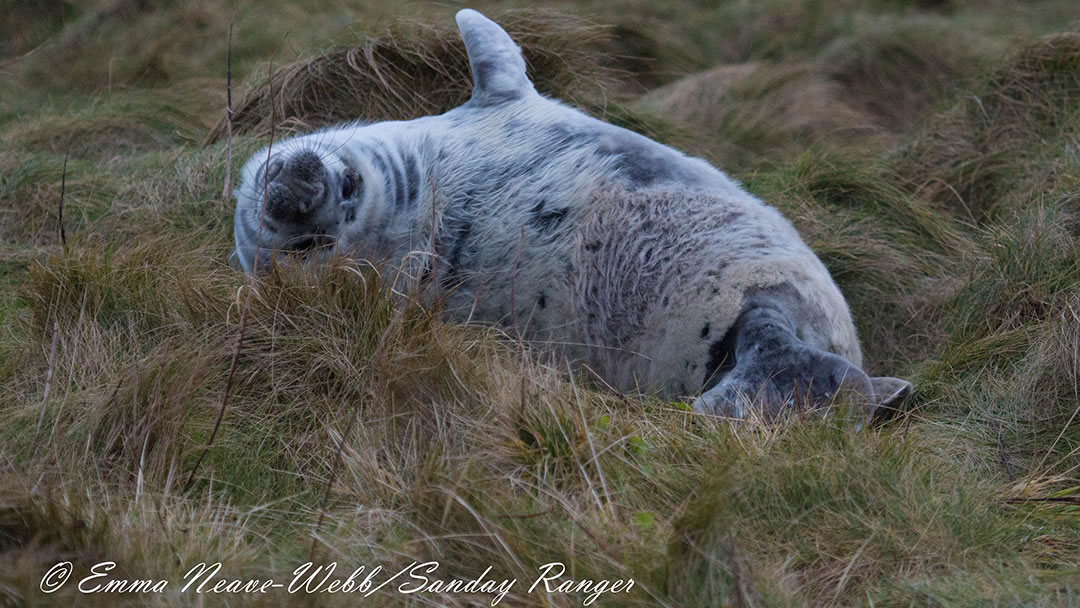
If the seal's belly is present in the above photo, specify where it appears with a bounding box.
[436,183,859,397]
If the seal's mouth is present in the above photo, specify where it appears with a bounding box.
[229,232,336,273]
[283,232,336,251]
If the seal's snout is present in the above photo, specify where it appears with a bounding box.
[283,149,324,184]
[264,149,327,223]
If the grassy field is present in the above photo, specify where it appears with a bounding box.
[3,0,1080,605]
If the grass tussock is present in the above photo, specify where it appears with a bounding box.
[893,32,1080,222]
[4,80,222,158]
[3,1,1080,606]
[634,62,878,169]
[667,421,1059,606]
[633,14,998,170]
[208,10,622,141]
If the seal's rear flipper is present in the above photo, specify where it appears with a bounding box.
[692,340,873,420]
[456,9,536,106]
[691,303,912,422]
[866,376,913,423]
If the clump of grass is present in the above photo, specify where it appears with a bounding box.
[893,32,1080,222]
[633,62,878,169]
[632,14,995,170]
[2,80,222,158]
[2,232,706,606]
[909,201,1080,479]
[4,0,405,97]
[667,418,1064,607]
[937,203,1079,345]
[819,15,994,133]
[0,151,75,248]
[208,10,622,141]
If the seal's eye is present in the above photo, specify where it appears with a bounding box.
[341,173,355,199]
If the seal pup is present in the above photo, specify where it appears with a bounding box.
[232,9,912,421]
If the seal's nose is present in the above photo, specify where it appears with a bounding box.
[263,150,326,223]
[283,150,324,185]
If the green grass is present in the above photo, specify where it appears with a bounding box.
[2,1,1080,606]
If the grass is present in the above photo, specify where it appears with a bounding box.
[2,0,1080,606]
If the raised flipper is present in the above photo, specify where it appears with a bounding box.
[692,297,912,424]
[456,9,536,106]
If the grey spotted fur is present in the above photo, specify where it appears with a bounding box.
[232,9,912,421]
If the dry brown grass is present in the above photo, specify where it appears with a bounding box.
[893,32,1080,222]
[634,62,880,168]
[207,10,624,142]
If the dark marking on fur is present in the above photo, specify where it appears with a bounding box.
[700,323,710,339]
[440,193,478,289]
[404,155,419,208]
[468,59,524,105]
[237,211,261,246]
[505,118,526,134]
[259,214,279,234]
[364,143,405,212]
[472,59,496,91]
[383,145,408,211]
[444,221,472,285]
[372,213,392,251]
[543,124,591,151]
[475,160,535,192]
[366,149,392,193]
[704,325,739,391]
[528,199,569,233]
[537,293,546,309]
[595,133,675,187]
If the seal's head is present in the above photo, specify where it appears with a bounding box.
[231,140,362,273]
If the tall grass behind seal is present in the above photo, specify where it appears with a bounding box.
[893,32,1080,222]
[207,10,622,142]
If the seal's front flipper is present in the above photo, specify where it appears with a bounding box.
[455,9,536,105]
